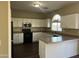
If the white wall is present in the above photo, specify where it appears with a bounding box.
[12,18,48,27]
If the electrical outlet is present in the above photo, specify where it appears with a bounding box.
[0,40,1,46]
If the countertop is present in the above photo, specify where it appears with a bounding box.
[13,27,79,44]
[13,27,79,37]
[38,33,79,44]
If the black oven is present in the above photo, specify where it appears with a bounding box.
[22,23,32,43]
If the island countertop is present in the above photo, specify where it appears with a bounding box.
[38,33,79,44]
[39,33,79,58]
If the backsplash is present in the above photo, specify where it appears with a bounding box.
[55,29,79,37]
[13,27,51,32]
[13,27,79,37]
[62,29,79,33]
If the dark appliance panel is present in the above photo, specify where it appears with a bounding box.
[22,23,32,43]
[24,31,32,43]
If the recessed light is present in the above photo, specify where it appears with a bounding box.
[34,4,40,7]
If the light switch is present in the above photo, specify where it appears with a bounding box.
[0,40,1,46]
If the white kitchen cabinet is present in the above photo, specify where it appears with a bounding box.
[33,32,48,42]
[34,19,47,27]
[61,14,79,29]
[18,33,23,44]
[33,33,40,42]
[23,19,31,24]
[12,18,48,27]
[12,18,24,27]
[13,33,23,44]
[18,19,23,27]
[47,18,51,28]
[13,33,19,44]
[13,19,19,27]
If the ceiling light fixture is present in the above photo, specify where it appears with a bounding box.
[34,4,40,7]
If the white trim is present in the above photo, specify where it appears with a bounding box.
[8,1,11,58]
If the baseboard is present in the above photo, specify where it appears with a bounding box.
[0,54,8,58]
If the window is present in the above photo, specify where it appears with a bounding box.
[51,14,62,31]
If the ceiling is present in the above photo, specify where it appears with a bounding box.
[11,1,78,13]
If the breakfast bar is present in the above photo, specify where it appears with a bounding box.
[39,33,79,58]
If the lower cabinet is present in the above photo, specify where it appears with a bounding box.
[13,32,46,44]
[33,32,46,42]
[13,33,23,44]
[33,33,40,42]
[18,33,23,43]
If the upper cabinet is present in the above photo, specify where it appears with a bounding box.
[61,14,79,29]
[12,18,48,27]
[12,18,23,27]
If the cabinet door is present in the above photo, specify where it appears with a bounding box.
[13,33,23,44]
[38,20,47,27]
[18,33,23,44]
[61,14,78,29]
[12,18,23,27]
[33,33,39,42]
[33,32,46,42]
[13,19,18,27]
[18,19,23,27]
[13,33,19,44]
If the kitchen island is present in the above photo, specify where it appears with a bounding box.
[39,33,79,58]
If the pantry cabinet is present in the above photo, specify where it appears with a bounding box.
[61,14,79,29]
